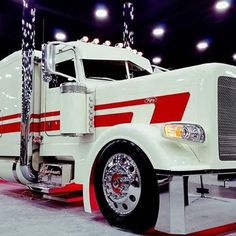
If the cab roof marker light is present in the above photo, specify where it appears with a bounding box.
[92,38,100,44]
[103,40,111,46]
[80,36,89,42]
[162,123,205,144]
[115,42,124,48]
[132,49,138,54]
[138,51,143,56]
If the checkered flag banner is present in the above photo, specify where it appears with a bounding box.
[123,2,134,48]
[21,0,36,123]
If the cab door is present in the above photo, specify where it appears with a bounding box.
[43,49,77,136]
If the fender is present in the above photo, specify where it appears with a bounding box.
[82,123,208,213]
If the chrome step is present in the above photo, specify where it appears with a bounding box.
[27,182,83,194]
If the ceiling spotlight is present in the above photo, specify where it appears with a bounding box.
[152,26,165,38]
[95,6,108,19]
[55,31,67,41]
[196,40,209,51]
[215,0,231,12]
[233,53,236,61]
[152,56,162,64]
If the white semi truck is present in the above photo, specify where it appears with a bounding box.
[0,39,236,232]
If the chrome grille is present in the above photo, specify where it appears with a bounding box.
[218,76,236,160]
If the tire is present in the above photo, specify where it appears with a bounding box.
[94,140,159,233]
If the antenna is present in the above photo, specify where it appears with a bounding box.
[123,2,134,48]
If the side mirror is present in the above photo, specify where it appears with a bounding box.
[41,42,77,83]
[41,43,56,82]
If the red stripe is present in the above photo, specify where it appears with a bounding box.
[1,120,60,134]
[95,112,133,127]
[30,120,60,132]
[0,112,60,121]
[95,98,145,111]
[95,92,190,126]
[0,122,21,133]
[30,114,41,119]
[38,111,60,118]
[30,122,40,132]
[150,92,190,123]
[42,120,60,131]
[0,113,21,121]
[0,92,190,132]
[0,112,61,133]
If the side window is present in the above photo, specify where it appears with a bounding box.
[83,60,127,81]
[49,59,76,88]
[128,61,150,78]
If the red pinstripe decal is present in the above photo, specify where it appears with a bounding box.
[1,122,21,133]
[95,98,145,111]
[30,122,40,133]
[95,112,133,127]
[30,120,60,132]
[0,92,190,132]
[95,92,190,125]
[0,113,21,121]
[30,114,40,119]
[40,111,60,118]
[30,111,60,119]
[150,93,190,123]
[0,112,61,134]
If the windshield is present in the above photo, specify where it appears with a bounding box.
[83,59,151,81]
[128,61,150,78]
[83,59,127,80]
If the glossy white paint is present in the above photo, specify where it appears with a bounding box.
[0,52,21,156]
[1,41,236,213]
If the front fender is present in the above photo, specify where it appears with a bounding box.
[83,124,207,212]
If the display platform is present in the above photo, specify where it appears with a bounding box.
[156,175,236,235]
[1,177,236,236]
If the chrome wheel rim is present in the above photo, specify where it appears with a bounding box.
[102,153,141,216]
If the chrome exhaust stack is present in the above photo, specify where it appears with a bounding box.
[13,0,37,183]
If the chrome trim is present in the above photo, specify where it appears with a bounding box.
[60,82,87,94]
[102,153,141,216]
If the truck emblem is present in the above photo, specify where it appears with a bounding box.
[145,97,157,104]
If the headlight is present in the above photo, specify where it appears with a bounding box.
[162,123,205,143]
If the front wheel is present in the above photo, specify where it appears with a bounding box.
[94,140,159,233]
